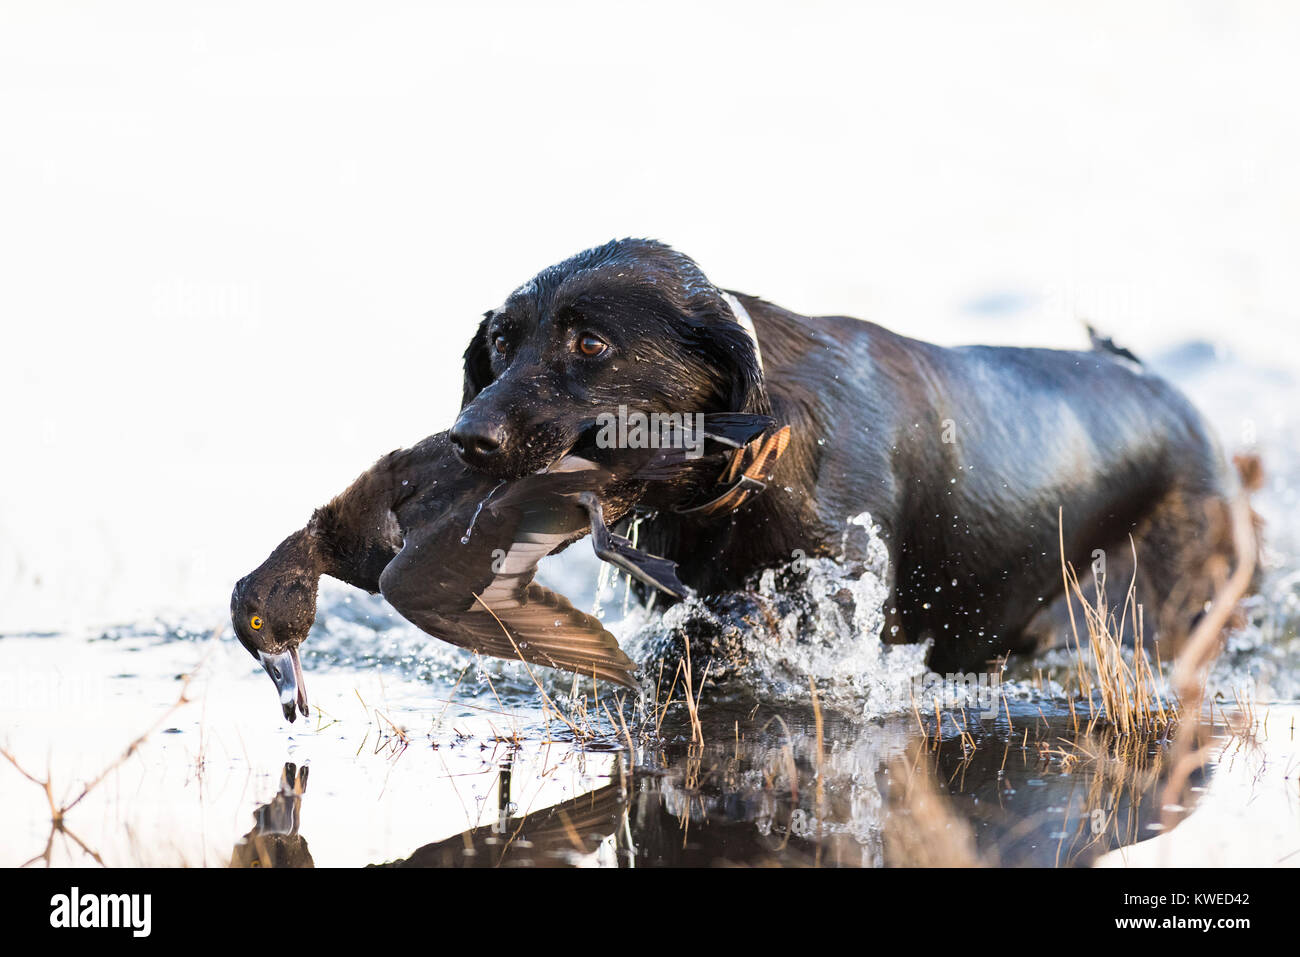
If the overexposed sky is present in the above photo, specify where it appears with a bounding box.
[2,1,1298,630]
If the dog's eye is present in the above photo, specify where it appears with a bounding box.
[493,335,508,356]
[577,334,608,357]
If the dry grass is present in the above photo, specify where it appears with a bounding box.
[353,688,415,760]
[1,659,201,867]
[1055,455,1261,750]
[472,591,599,743]
[1048,455,1262,837]
[1043,726,1172,865]
[1058,519,1177,737]
[883,749,987,867]
[679,640,709,745]
[883,462,1264,868]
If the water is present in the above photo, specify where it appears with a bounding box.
[3,351,1298,868]
[3,2,1300,867]
[2,343,1298,868]
[4,612,1288,868]
[460,481,506,545]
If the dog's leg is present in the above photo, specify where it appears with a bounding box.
[1127,485,1239,658]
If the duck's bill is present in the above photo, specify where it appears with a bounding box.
[258,648,310,722]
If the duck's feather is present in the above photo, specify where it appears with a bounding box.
[374,416,774,687]
[387,581,637,688]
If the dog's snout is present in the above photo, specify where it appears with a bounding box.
[451,415,505,464]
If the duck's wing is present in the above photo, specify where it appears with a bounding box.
[676,424,792,517]
[463,584,638,688]
[383,579,637,689]
[380,483,637,688]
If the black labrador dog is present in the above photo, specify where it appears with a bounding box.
[450,238,1237,672]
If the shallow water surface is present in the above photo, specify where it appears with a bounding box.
[3,615,1295,868]
[2,348,1298,868]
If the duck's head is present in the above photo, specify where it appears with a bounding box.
[231,530,320,722]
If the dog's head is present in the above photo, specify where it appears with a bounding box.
[452,238,767,479]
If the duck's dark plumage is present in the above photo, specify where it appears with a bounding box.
[232,414,777,718]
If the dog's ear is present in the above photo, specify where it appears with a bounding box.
[692,297,770,417]
[462,314,494,407]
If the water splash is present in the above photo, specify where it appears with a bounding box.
[622,512,930,718]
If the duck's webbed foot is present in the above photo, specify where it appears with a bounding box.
[577,492,691,600]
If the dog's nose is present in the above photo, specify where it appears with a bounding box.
[450,415,505,463]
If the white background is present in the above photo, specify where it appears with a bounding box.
[2,1,1297,630]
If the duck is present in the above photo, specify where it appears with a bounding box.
[230,413,782,720]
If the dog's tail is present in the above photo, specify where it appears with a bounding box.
[1085,322,1142,364]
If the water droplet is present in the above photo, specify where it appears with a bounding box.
[461,481,506,544]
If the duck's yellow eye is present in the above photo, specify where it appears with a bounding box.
[250,616,263,631]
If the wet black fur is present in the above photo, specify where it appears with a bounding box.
[455,238,1238,672]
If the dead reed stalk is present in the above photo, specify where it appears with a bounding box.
[1,659,200,866]
[883,751,986,867]
[1058,512,1176,737]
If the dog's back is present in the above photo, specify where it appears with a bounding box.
[733,301,1235,669]
[645,293,1235,670]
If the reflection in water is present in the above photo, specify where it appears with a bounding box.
[230,701,1215,868]
[916,722,1201,867]
[624,705,1204,867]
[230,763,313,868]
[373,760,631,868]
